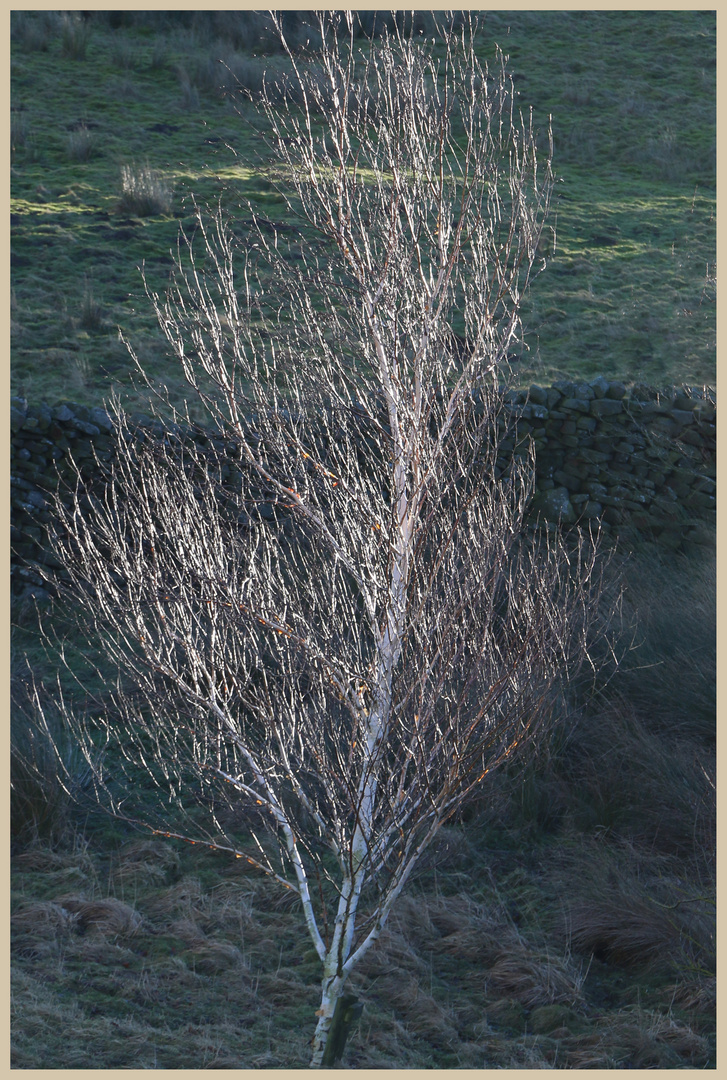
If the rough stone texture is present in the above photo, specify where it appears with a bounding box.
[9,382,716,600]
[530,486,577,525]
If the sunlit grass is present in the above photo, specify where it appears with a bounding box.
[11,11,714,410]
[10,11,715,1068]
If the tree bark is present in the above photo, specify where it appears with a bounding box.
[310,969,349,1068]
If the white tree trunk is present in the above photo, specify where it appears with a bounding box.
[34,15,605,1069]
[309,967,349,1068]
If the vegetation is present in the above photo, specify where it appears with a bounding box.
[10,10,715,412]
[11,9,715,1070]
[11,539,716,1068]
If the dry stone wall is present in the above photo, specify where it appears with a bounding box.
[11,379,715,603]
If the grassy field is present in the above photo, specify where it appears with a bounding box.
[11,537,716,1068]
[11,10,716,1070]
[11,10,715,414]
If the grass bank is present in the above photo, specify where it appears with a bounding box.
[11,536,716,1068]
[11,10,715,413]
[11,10,715,1069]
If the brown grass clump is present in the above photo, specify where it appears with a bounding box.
[118,162,173,217]
[111,839,180,890]
[143,875,205,916]
[51,895,143,937]
[564,882,682,972]
[12,899,81,939]
[60,13,90,60]
[422,894,494,946]
[66,123,97,163]
[430,924,503,963]
[485,947,586,1009]
[545,832,715,980]
[14,846,94,875]
[181,938,246,975]
[664,976,716,1013]
[644,1010,711,1061]
[372,972,458,1041]
[560,1007,710,1068]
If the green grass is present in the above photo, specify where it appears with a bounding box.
[11,534,716,1068]
[10,10,715,413]
[10,10,716,1068]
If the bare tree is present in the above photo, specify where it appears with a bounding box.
[39,14,608,1067]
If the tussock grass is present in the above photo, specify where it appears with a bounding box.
[181,938,246,975]
[12,899,82,939]
[60,13,90,61]
[78,279,105,329]
[110,839,180,890]
[66,123,97,163]
[11,110,29,156]
[485,949,586,1009]
[118,162,173,217]
[11,11,56,53]
[143,875,206,916]
[49,895,144,936]
[10,11,715,409]
[555,1006,710,1068]
[616,540,715,742]
[548,836,715,978]
[566,889,681,972]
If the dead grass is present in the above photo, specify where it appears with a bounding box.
[142,874,205,915]
[182,938,246,975]
[558,1006,710,1068]
[66,123,97,163]
[10,827,715,1069]
[118,162,173,217]
[566,894,680,971]
[9,536,715,1068]
[664,975,716,1013]
[561,696,715,859]
[485,948,586,1009]
[551,836,715,979]
[12,899,81,938]
[110,838,180,890]
[60,13,90,61]
[51,895,143,936]
[616,540,715,742]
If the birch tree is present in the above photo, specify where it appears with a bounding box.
[41,14,608,1066]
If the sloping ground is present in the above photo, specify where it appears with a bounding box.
[11,537,715,1068]
[11,12,715,1069]
[11,10,715,412]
